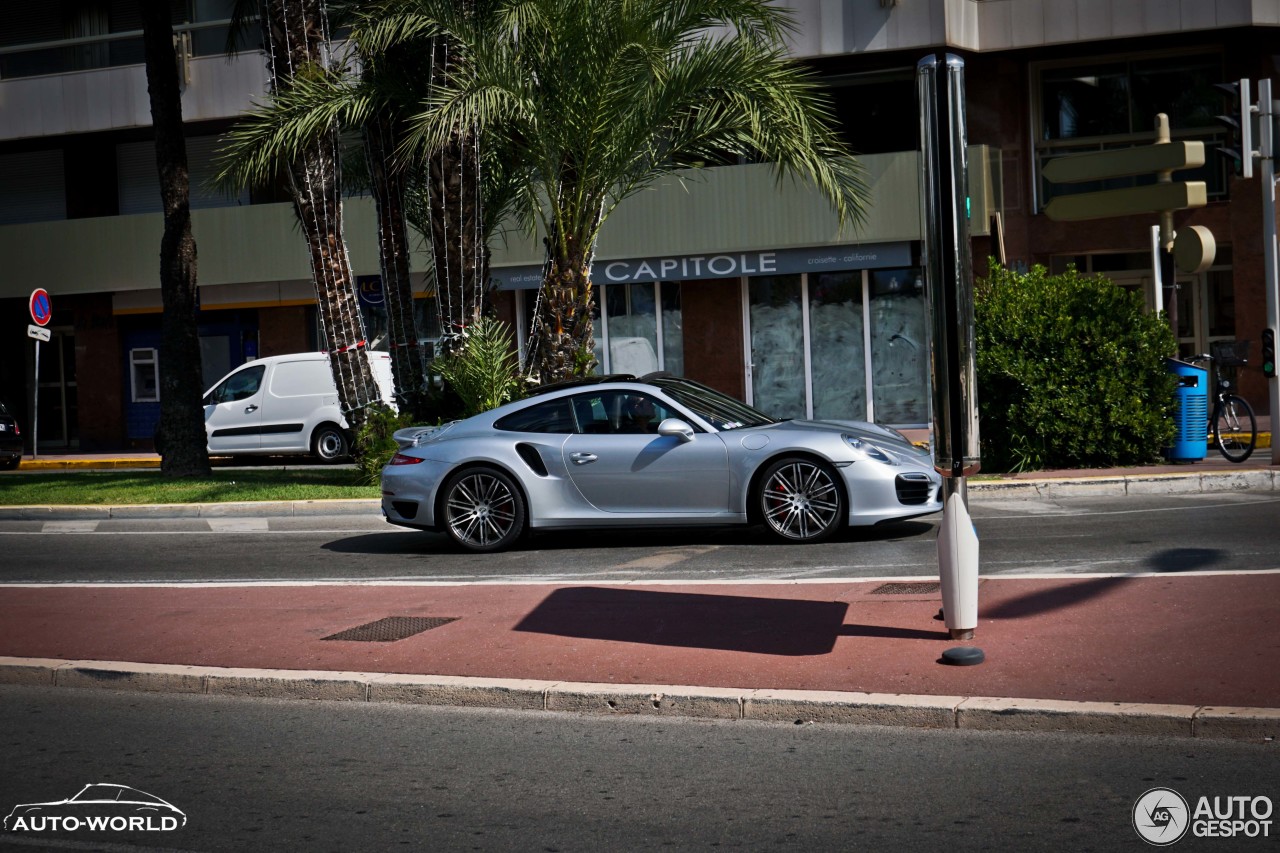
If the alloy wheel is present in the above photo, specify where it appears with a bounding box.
[444,470,523,551]
[759,459,843,542]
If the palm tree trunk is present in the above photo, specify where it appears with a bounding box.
[534,237,597,383]
[429,36,488,355]
[365,109,428,417]
[261,0,378,426]
[141,0,210,478]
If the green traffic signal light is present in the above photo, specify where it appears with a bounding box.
[1262,328,1276,378]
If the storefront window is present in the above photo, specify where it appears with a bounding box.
[743,267,928,426]
[606,282,659,374]
[660,285,684,376]
[809,272,867,421]
[748,276,805,419]
[868,270,929,424]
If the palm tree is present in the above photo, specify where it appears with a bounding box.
[224,0,381,427]
[141,0,211,477]
[219,2,506,414]
[391,0,869,382]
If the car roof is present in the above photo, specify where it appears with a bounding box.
[524,372,681,398]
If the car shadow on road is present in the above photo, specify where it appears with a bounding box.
[513,586,947,656]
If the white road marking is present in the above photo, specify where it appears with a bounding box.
[2,567,1276,589]
[41,521,99,533]
[206,518,270,532]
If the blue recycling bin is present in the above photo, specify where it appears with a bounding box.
[1165,358,1208,461]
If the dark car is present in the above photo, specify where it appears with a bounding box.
[0,399,22,470]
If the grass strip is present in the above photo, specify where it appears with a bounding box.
[0,470,379,506]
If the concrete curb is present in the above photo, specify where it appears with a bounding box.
[2,657,1275,742]
[968,468,1275,498]
[0,499,382,520]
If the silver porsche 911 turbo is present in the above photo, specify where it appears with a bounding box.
[381,375,943,552]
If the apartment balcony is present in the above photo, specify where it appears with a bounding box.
[0,21,269,143]
[781,0,1279,58]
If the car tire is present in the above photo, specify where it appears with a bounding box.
[756,456,846,544]
[440,467,526,553]
[311,423,349,463]
[0,457,19,471]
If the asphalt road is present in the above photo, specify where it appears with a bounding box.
[0,491,1276,585]
[1,685,1275,852]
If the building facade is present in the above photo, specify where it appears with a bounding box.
[0,0,1274,451]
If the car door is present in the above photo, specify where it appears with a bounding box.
[203,363,266,453]
[561,390,731,514]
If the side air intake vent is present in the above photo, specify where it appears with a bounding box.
[515,443,549,476]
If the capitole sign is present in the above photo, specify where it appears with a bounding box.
[492,242,912,290]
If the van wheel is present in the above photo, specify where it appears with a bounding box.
[312,424,349,463]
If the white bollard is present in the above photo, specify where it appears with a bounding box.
[937,480,979,639]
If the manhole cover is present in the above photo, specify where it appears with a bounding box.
[322,616,458,642]
[870,582,941,595]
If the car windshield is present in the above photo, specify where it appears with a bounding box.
[652,378,777,431]
[72,786,125,802]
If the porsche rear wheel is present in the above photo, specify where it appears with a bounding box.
[757,457,845,543]
[441,467,526,553]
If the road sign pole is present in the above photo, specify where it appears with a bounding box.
[1258,79,1280,465]
[32,339,40,460]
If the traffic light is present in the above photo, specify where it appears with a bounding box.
[1214,78,1254,179]
[1263,328,1276,378]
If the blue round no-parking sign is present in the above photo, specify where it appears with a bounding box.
[29,288,52,326]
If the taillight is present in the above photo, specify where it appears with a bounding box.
[389,453,425,465]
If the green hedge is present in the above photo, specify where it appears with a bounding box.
[975,263,1177,472]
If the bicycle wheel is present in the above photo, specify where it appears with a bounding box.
[1213,394,1256,463]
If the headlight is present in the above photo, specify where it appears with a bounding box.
[843,434,894,464]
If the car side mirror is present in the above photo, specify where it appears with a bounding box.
[657,418,694,442]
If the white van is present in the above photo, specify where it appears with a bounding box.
[201,352,395,462]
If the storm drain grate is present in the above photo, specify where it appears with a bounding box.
[322,616,458,642]
[870,582,941,595]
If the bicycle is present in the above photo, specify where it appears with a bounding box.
[1188,341,1257,463]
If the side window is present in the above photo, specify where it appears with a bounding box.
[575,391,675,435]
[614,392,675,434]
[214,365,265,403]
[494,398,577,433]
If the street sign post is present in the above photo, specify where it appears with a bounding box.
[27,289,51,459]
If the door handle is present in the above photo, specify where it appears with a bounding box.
[570,452,597,465]
[244,404,259,413]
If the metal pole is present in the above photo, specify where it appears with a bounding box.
[918,54,980,640]
[32,340,40,460]
[1151,225,1164,314]
[1258,79,1280,465]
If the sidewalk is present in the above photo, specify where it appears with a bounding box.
[1,449,1278,741]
